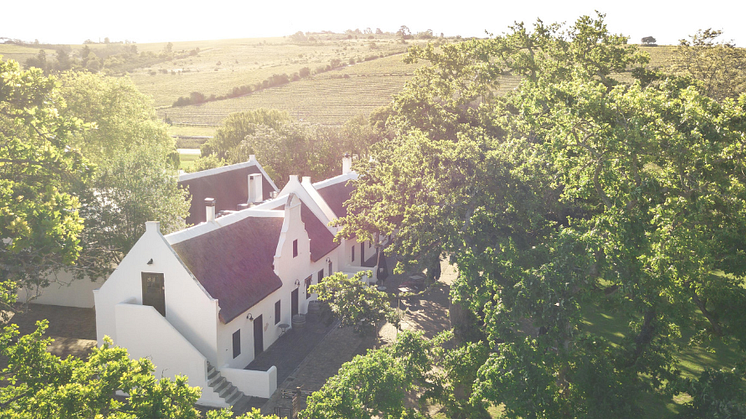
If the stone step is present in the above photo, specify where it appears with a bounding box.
[231,395,254,415]
[219,384,237,399]
[225,387,242,404]
[214,378,230,393]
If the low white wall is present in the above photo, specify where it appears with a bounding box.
[220,366,278,399]
[342,268,373,284]
[17,270,103,308]
[113,303,226,408]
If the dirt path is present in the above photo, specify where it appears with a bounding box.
[2,304,97,359]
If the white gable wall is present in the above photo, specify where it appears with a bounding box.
[94,221,220,365]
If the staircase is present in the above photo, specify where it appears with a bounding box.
[207,362,254,414]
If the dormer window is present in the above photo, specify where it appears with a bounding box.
[293,239,298,257]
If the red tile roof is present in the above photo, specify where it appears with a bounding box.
[171,216,283,323]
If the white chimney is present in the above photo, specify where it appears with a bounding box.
[288,175,299,184]
[248,173,263,203]
[302,176,312,185]
[205,197,216,222]
[145,221,160,233]
[342,153,352,175]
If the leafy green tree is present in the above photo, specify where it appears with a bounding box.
[202,109,385,184]
[0,58,90,292]
[58,71,176,165]
[200,109,291,159]
[302,331,440,419]
[75,142,190,279]
[672,28,746,102]
[51,72,189,281]
[0,314,278,418]
[309,271,399,336]
[335,14,746,418]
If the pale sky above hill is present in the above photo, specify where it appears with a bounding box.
[3,0,745,47]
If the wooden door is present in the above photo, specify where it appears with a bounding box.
[253,315,263,356]
[291,288,299,317]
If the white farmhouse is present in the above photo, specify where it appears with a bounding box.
[93,156,377,408]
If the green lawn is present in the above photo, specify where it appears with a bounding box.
[178,151,199,171]
[581,294,743,418]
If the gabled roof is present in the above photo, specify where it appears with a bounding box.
[170,215,283,323]
[179,160,278,225]
[314,176,355,218]
[274,202,339,262]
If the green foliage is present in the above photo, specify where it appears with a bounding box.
[201,109,383,186]
[76,142,190,277]
[678,367,746,418]
[58,71,175,165]
[0,319,278,418]
[55,71,188,281]
[0,58,90,290]
[309,271,399,335]
[187,154,227,173]
[0,323,200,418]
[672,29,746,102]
[335,13,746,418]
[302,331,439,419]
[201,108,291,159]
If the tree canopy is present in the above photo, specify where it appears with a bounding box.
[0,58,90,297]
[332,13,746,418]
[196,109,385,186]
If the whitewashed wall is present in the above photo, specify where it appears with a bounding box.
[114,303,227,407]
[94,221,220,365]
[17,270,104,308]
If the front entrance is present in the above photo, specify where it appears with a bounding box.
[291,288,299,317]
[253,315,264,356]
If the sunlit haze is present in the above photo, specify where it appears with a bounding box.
[3,0,746,46]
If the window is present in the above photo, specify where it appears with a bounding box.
[275,300,281,324]
[318,269,324,284]
[305,275,312,299]
[328,261,333,275]
[351,245,355,262]
[369,241,372,248]
[293,239,298,257]
[232,329,241,358]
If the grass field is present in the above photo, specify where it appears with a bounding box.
[158,53,425,126]
[128,36,426,108]
[0,38,682,138]
[581,294,743,418]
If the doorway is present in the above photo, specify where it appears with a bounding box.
[253,315,263,356]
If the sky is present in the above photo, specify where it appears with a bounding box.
[3,0,745,47]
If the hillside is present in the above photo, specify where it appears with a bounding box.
[0,39,681,139]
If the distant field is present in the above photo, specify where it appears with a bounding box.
[168,125,216,138]
[158,53,425,126]
[0,39,682,137]
[129,36,424,108]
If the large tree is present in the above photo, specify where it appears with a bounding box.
[0,58,90,297]
[332,14,746,418]
[198,109,385,186]
[672,29,746,102]
[56,72,189,282]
